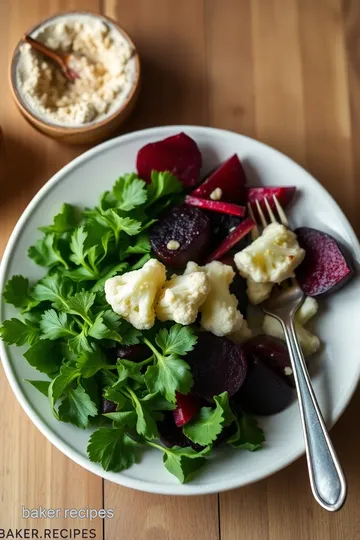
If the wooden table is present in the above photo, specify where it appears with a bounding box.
[1,1,360,538]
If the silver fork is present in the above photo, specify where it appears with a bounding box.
[248,196,347,512]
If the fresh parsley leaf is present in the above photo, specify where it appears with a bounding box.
[116,360,144,385]
[88,312,122,343]
[183,404,224,446]
[148,443,209,484]
[227,414,265,451]
[145,171,183,208]
[25,379,50,397]
[0,317,40,346]
[87,427,138,472]
[39,204,77,234]
[58,383,98,428]
[122,232,151,258]
[119,321,142,345]
[140,392,176,411]
[66,291,95,323]
[28,233,68,268]
[91,263,129,293]
[68,330,92,354]
[48,363,80,417]
[64,267,98,282]
[92,210,141,244]
[24,339,63,375]
[32,274,72,308]
[183,392,234,446]
[130,253,151,270]
[156,325,198,356]
[69,226,88,266]
[40,309,77,340]
[144,350,193,404]
[112,174,147,211]
[103,410,136,427]
[103,387,129,409]
[2,275,38,311]
[76,345,108,378]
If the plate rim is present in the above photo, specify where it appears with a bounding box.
[1,125,360,495]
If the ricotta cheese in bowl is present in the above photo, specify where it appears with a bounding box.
[16,13,138,127]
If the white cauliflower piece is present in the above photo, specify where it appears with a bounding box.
[262,298,320,356]
[228,318,252,344]
[247,277,273,305]
[156,270,210,325]
[234,223,305,283]
[104,258,166,330]
[199,261,241,336]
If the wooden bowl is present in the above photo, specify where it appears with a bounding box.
[9,12,140,145]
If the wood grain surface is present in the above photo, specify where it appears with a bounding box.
[0,1,359,539]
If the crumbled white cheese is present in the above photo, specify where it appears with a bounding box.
[156,267,210,325]
[246,277,273,305]
[16,15,137,126]
[167,240,180,251]
[196,261,243,337]
[263,297,320,356]
[209,188,223,201]
[284,366,293,376]
[234,223,305,283]
[104,259,166,330]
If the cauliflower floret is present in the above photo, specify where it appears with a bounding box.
[104,258,166,330]
[246,277,273,305]
[234,223,305,283]
[156,270,210,325]
[199,261,241,336]
[262,297,320,356]
[228,318,252,344]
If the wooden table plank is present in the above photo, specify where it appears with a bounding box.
[0,0,104,535]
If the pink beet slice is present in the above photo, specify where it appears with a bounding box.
[295,227,355,297]
[185,195,246,217]
[187,333,248,400]
[247,186,296,211]
[173,393,201,427]
[191,155,247,203]
[136,132,202,187]
[206,217,255,262]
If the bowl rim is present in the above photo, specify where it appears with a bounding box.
[9,10,141,134]
[1,125,360,495]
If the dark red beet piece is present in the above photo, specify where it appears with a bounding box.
[209,214,243,245]
[191,155,247,203]
[295,227,355,297]
[101,398,117,414]
[206,217,255,262]
[136,132,202,188]
[115,344,150,362]
[243,335,295,388]
[187,333,247,400]
[238,357,294,415]
[185,195,246,217]
[247,186,295,212]
[149,204,211,268]
[173,392,201,427]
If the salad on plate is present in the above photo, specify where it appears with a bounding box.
[0,132,355,483]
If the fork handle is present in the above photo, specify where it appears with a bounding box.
[280,314,347,512]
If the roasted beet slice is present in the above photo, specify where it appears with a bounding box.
[243,335,295,387]
[115,344,150,362]
[247,186,295,212]
[173,392,201,427]
[101,398,117,414]
[136,132,202,187]
[187,333,247,400]
[295,227,355,297]
[191,155,247,203]
[185,195,246,217]
[206,217,255,262]
[238,357,294,415]
[150,204,211,268]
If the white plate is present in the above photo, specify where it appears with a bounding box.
[1,126,359,495]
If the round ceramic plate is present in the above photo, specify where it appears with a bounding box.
[1,126,359,495]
